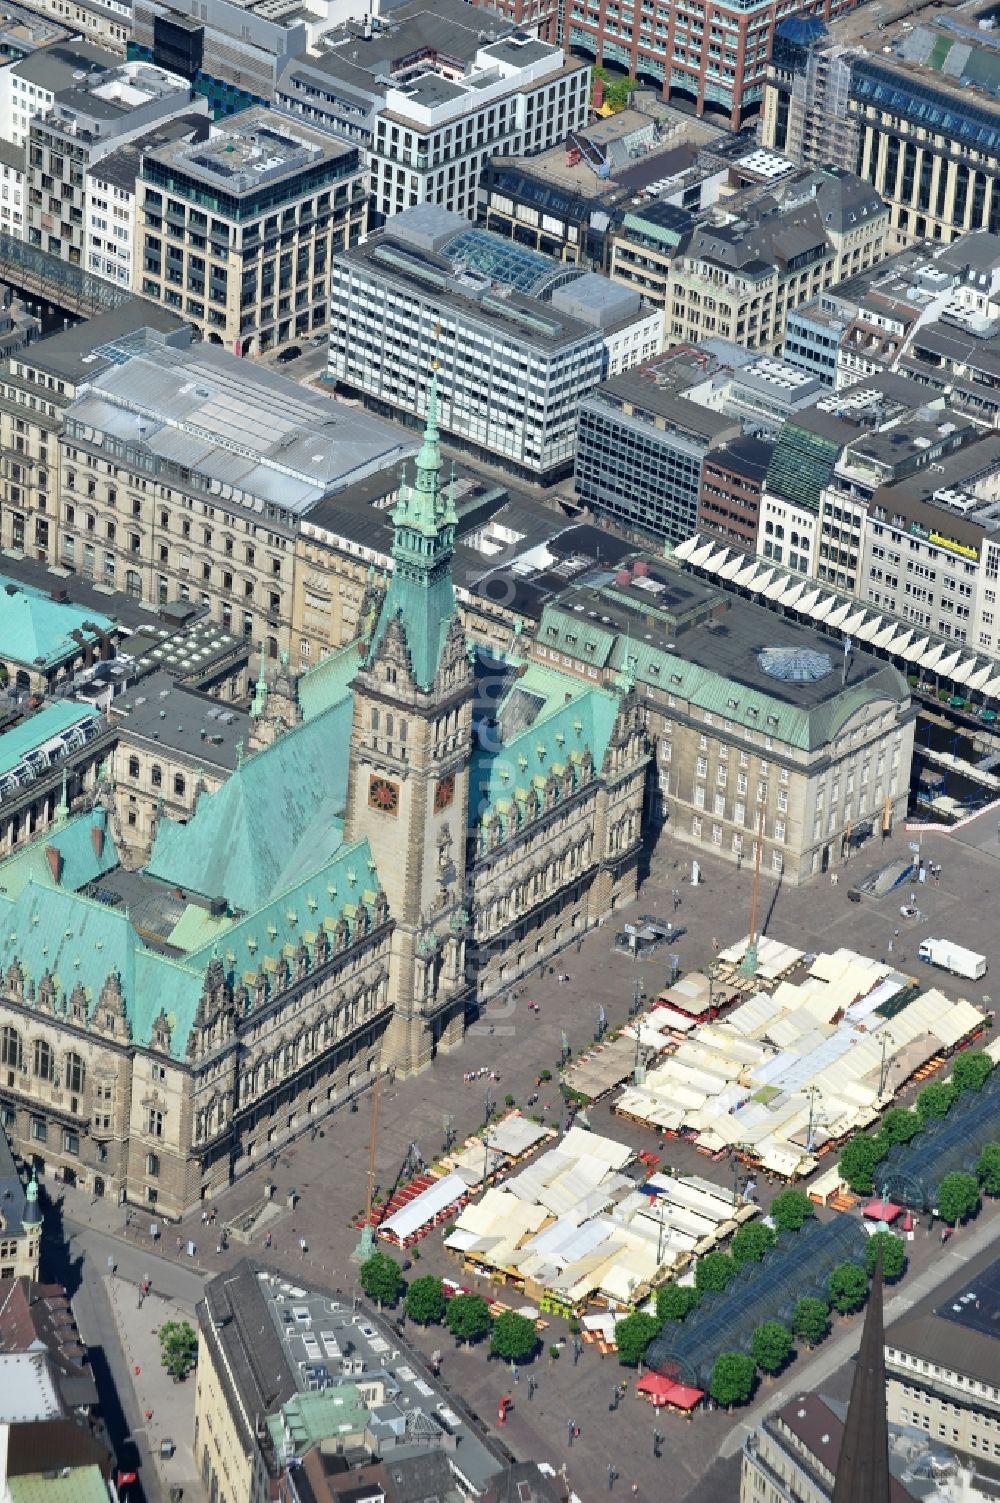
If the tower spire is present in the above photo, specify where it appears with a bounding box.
[55,765,69,824]
[832,1251,891,1503]
[365,366,460,691]
[250,642,268,720]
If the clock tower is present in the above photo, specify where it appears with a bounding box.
[344,373,475,1075]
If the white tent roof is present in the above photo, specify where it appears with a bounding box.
[380,1172,468,1241]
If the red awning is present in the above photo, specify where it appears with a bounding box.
[863,1199,902,1222]
[637,1373,704,1410]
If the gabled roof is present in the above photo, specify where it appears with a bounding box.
[146,697,352,910]
[0,808,117,901]
[298,641,362,722]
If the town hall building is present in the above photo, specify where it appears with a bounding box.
[0,378,649,1218]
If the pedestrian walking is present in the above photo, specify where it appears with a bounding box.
[300,1236,307,1257]
[175,1236,182,1253]
[264,1231,272,1249]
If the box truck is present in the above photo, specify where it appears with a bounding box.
[917,939,987,980]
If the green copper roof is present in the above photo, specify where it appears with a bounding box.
[146,697,352,910]
[368,372,462,692]
[0,703,102,779]
[0,806,117,900]
[9,1467,112,1503]
[298,640,362,722]
[766,422,841,513]
[472,662,620,827]
[0,835,381,1059]
[0,578,114,670]
[265,1385,369,1459]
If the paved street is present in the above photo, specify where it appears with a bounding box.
[45,1209,208,1503]
[42,808,1000,1502]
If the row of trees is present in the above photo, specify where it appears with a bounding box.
[707,1236,901,1408]
[839,1051,994,1197]
[359,1254,541,1362]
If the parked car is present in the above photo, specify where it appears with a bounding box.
[276,345,302,364]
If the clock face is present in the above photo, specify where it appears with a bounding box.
[434,773,455,813]
[368,775,400,815]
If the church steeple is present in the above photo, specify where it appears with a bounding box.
[368,370,459,691]
[832,1252,891,1503]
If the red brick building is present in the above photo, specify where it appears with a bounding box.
[467,0,561,43]
[696,434,774,551]
[563,0,860,129]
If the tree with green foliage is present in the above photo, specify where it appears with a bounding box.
[709,1352,756,1409]
[695,1250,734,1294]
[445,1293,491,1346]
[359,1251,404,1309]
[655,1283,699,1324]
[590,64,638,113]
[878,1108,922,1147]
[750,1321,793,1375]
[827,1262,868,1315]
[864,1231,906,1283]
[405,1276,445,1326]
[951,1051,994,1095]
[615,1311,662,1367]
[769,1189,815,1233]
[792,1298,831,1348]
[916,1081,956,1122]
[839,1134,886,1195]
[730,1222,777,1266]
[936,1172,981,1226]
[490,1311,538,1364]
[976,1142,1000,1196]
[159,1320,198,1381]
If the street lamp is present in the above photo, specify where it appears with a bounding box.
[706,961,720,1021]
[804,1085,820,1154]
[878,1030,895,1098]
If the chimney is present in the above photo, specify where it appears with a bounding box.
[44,846,62,884]
[91,823,105,859]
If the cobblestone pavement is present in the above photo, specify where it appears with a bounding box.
[106,1274,205,1503]
[56,810,1000,1502]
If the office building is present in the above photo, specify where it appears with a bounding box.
[57,329,414,648]
[329,203,663,481]
[25,60,206,267]
[763,8,1000,251]
[0,138,23,237]
[0,298,187,559]
[195,1261,539,1503]
[0,38,117,148]
[783,233,1000,393]
[564,0,862,130]
[84,112,209,288]
[665,165,888,355]
[11,0,129,55]
[279,2,589,224]
[696,434,775,552]
[575,351,740,544]
[130,0,308,117]
[534,558,915,883]
[136,107,366,353]
[479,110,722,272]
[886,1247,1000,1465]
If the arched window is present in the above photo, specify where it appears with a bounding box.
[0,1027,21,1070]
[267,636,278,660]
[173,773,185,797]
[151,764,162,788]
[128,756,140,779]
[33,1039,53,1081]
[66,1052,85,1095]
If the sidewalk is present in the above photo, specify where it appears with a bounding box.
[106,1274,206,1503]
